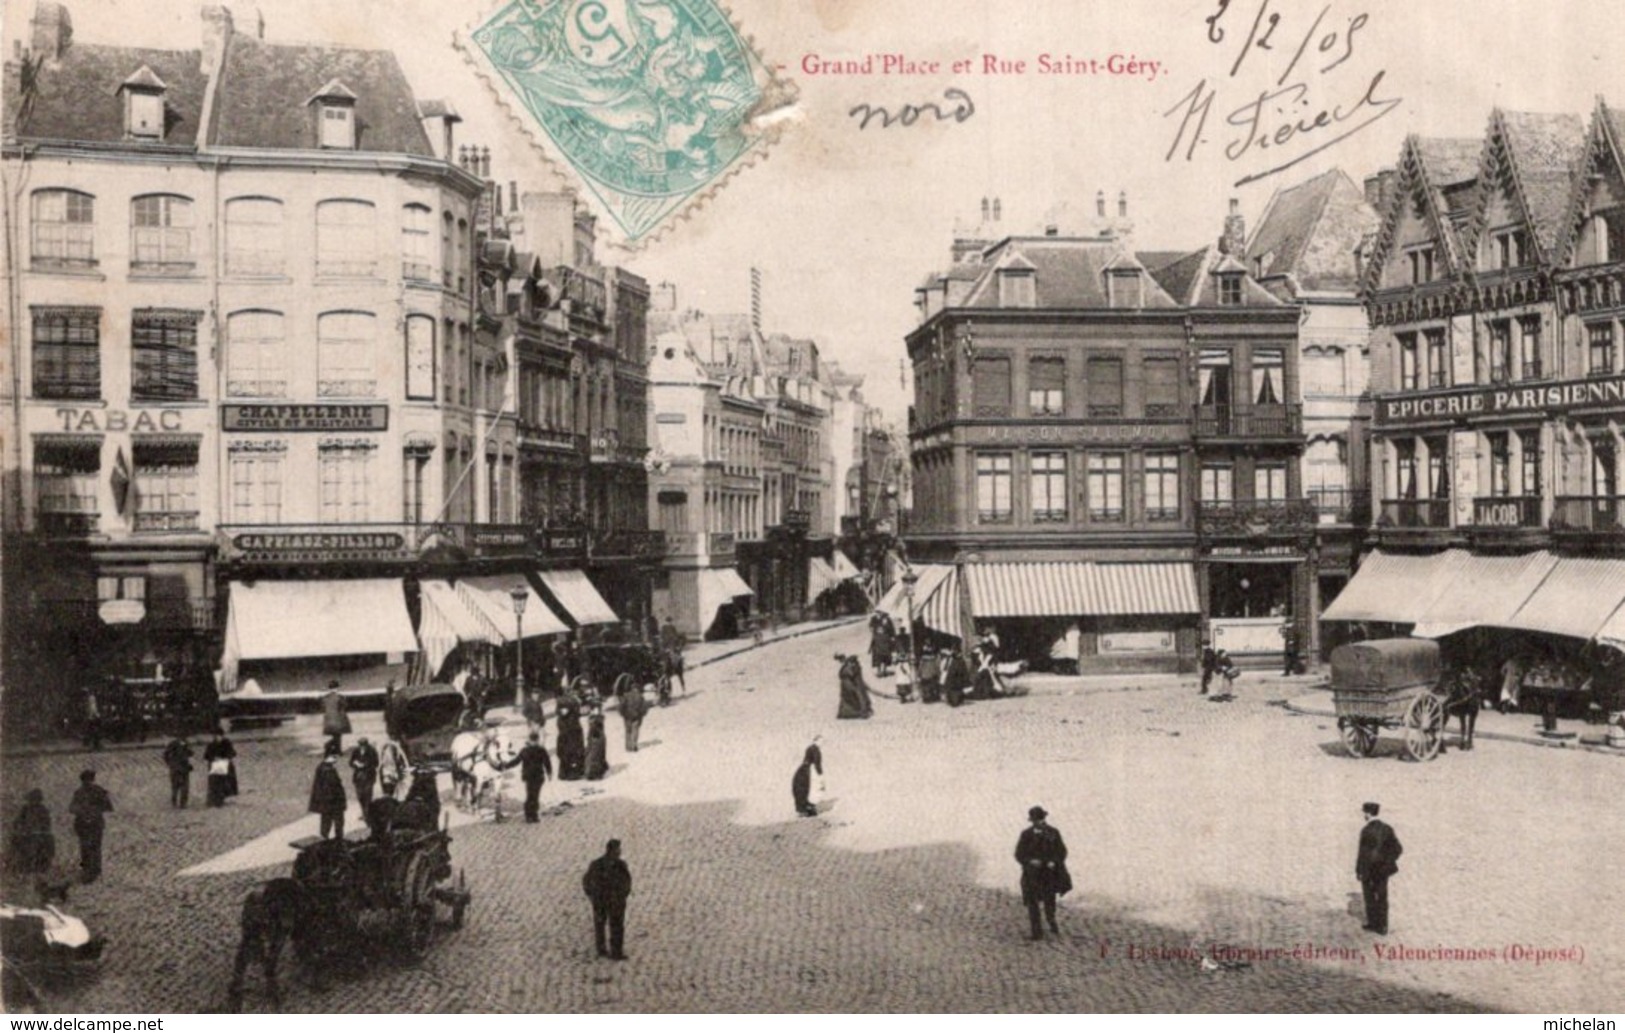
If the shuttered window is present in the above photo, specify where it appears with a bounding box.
[973,355,1011,417]
[1086,356,1123,417]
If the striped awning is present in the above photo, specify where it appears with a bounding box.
[416,579,503,680]
[832,551,862,580]
[535,569,619,625]
[1411,551,1558,639]
[457,575,569,640]
[1321,551,1457,624]
[807,557,841,604]
[964,561,1199,617]
[1595,598,1625,653]
[876,565,955,624]
[1506,557,1625,641]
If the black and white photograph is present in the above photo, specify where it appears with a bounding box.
[0,0,1621,1017]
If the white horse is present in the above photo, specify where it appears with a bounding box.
[449,726,520,820]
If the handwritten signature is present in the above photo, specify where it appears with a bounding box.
[849,87,974,130]
[1166,1,1402,186]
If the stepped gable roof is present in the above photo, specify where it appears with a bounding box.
[211,33,431,154]
[1248,169,1379,292]
[9,43,208,145]
[961,237,1181,309]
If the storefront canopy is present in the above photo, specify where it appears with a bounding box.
[832,552,862,580]
[1505,557,1625,642]
[964,561,1199,617]
[1320,551,1457,625]
[875,564,963,640]
[226,578,419,663]
[535,569,619,626]
[1410,552,1558,639]
[1594,598,1625,653]
[807,557,841,604]
[698,567,755,633]
[457,575,568,640]
[416,579,504,680]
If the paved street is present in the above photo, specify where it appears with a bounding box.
[3,622,1618,1013]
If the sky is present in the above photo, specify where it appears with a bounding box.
[7,0,1625,421]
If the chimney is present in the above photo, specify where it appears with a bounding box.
[1220,197,1246,256]
[509,181,518,214]
[980,197,989,222]
[31,2,73,62]
[200,5,232,79]
[992,198,1001,221]
[1044,225,1058,237]
[251,5,265,39]
[1364,168,1397,214]
[1118,191,1128,218]
[1096,190,1106,218]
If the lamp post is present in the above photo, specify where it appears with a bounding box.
[510,586,528,713]
[901,568,920,675]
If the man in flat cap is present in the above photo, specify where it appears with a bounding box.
[1014,805,1070,941]
[1355,802,1403,935]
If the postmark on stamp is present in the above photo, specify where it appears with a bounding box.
[462,0,796,244]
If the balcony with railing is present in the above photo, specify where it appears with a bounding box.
[1376,498,1452,529]
[1551,496,1625,536]
[36,511,100,536]
[1193,403,1302,439]
[1468,495,1542,530]
[1196,498,1317,536]
[1307,487,1371,526]
[589,528,667,560]
[133,511,201,533]
[517,421,585,452]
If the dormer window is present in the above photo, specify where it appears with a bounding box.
[1107,269,1142,308]
[119,66,168,141]
[308,80,359,150]
[1489,228,1531,270]
[1218,273,1242,305]
[998,268,1035,307]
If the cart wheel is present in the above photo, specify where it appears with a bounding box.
[449,869,468,930]
[402,853,437,958]
[1338,717,1377,757]
[1404,692,1445,762]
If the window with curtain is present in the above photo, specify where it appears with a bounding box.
[1425,437,1449,498]
[1144,357,1180,417]
[1198,349,1231,407]
[1488,433,1510,497]
[1028,357,1064,416]
[32,307,101,401]
[31,189,95,268]
[130,195,194,272]
[226,310,286,398]
[1588,322,1615,375]
[1396,440,1418,499]
[1594,439,1618,497]
[1397,333,1419,391]
[131,309,200,402]
[1145,452,1180,518]
[401,204,433,282]
[1254,462,1287,502]
[1252,349,1284,405]
[1487,320,1513,383]
[1200,463,1233,502]
[1087,453,1124,519]
[1425,329,1449,388]
[1086,356,1123,417]
[976,453,1012,522]
[33,438,100,529]
[1519,431,1540,496]
[132,438,199,531]
[973,355,1011,417]
[1030,452,1067,522]
[318,311,377,398]
[1517,316,1542,380]
[224,197,283,276]
[316,200,377,278]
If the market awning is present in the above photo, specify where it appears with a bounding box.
[535,569,619,626]
[225,578,418,663]
[1507,557,1625,641]
[832,552,861,580]
[963,561,1199,617]
[1321,551,1457,624]
[875,565,955,623]
[698,567,754,632]
[1595,597,1625,653]
[807,556,841,604]
[1411,552,1558,638]
[416,580,503,680]
[456,575,568,640]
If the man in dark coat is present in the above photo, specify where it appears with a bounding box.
[162,736,193,808]
[68,770,112,883]
[1356,801,1403,935]
[349,736,380,813]
[582,839,633,960]
[618,682,649,752]
[9,789,55,877]
[309,746,348,840]
[791,740,823,817]
[511,732,553,822]
[1200,644,1217,695]
[1014,805,1070,940]
[942,648,972,708]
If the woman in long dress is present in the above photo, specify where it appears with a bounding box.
[203,730,239,806]
[836,655,874,719]
[868,615,894,677]
[556,695,586,780]
[584,712,608,780]
[791,740,823,817]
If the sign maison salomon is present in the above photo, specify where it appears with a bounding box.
[1377,374,1625,426]
[221,404,388,432]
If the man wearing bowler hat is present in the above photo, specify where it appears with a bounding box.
[1356,802,1403,935]
[1014,805,1070,940]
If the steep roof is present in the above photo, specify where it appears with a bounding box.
[1247,168,1379,292]
[1488,110,1587,257]
[1145,248,1207,303]
[9,43,209,145]
[960,238,1181,309]
[1362,135,1482,292]
[210,34,432,154]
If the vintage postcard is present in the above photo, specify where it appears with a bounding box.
[0,0,1621,1018]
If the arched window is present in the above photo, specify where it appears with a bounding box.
[31,189,95,268]
[130,194,195,272]
[316,200,377,278]
[224,197,283,276]
[401,203,433,282]
[317,311,377,397]
[225,310,287,398]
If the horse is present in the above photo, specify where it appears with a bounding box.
[1439,664,1486,752]
[226,878,307,1011]
[449,726,520,819]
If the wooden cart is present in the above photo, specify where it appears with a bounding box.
[1330,638,1447,762]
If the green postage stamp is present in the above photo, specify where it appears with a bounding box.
[463,0,794,243]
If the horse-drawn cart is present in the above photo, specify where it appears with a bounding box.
[1330,638,1447,761]
[576,642,672,706]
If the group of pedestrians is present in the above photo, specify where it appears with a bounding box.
[306,733,411,840]
[160,729,239,808]
[5,771,113,890]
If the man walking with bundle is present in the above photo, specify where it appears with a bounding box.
[1014,805,1071,941]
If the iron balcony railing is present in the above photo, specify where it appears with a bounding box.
[1197,498,1318,535]
[1307,487,1372,525]
[589,529,667,560]
[1469,495,1543,529]
[1377,498,1452,529]
[1551,495,1625,533]
[1192,403,1302,438]
[133,511,201,533]
[37,511,100,535]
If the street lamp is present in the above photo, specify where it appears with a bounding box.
[510,586,528,713]
[901,568,920,675]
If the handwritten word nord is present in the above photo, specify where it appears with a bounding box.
[849,88,974,130]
